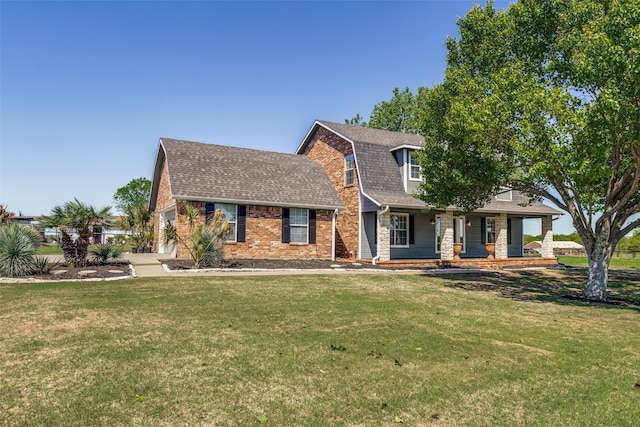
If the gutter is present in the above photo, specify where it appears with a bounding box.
[331,209,339,261]
[371,205,390,265]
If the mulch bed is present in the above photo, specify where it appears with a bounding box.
[30,262,132,281]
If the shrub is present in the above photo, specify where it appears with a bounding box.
[0,223,41,277]
[31,256,62,275]
[89,243,124,265]
[180,206,228,269]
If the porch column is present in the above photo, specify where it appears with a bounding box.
[541,215,554,258]
[495,213,509,259]
[440,211,454,261]
[377,208,391,262]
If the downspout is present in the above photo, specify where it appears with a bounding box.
[331,209,339,261]
[372,205,390,265]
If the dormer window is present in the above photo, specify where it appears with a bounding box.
[345,154,355,186]
[495,188,512,201]
[409,151,422,181]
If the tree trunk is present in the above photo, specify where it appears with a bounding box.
[583,235,612,301]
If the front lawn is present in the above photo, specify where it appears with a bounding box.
[1,271,639,426]
[558,255,640,269]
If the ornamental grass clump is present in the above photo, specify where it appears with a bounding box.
[0,223,41,277]
[89,243,125,265]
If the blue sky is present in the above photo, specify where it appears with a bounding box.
[0,0,574,234]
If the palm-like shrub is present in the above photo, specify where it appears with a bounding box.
[180,202,229,269]
[39,199,112,267]
[31,256,62,275]
[89,243,124,265]
[0,223,41,277]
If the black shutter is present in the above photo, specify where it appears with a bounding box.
[481,217,486,244]
[309,210,316,244]
[237,205,246,242]
[282,208,290,243]
[409,214,415,245]
[205,203,215,223]
[507,218,512,245]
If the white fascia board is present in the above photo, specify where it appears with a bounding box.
[389,143,421,152]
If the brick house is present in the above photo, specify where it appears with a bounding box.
[150,120,560,264]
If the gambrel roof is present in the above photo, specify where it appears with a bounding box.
[298,120,561,215]
[149,138,344,211]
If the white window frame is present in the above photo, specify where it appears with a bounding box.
[408,151,422,181]
[390,213,409,248]
[290,208,309,244]
[345,154,355,186]
[214,203,237,242]
[454,216,466,253]
[435,215,466,253]
[486,216,496,244]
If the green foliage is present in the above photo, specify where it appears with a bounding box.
[114,178,153,249]
[358,0,640,300]
[162,221,177,246]
[183,208,229,269]
[31,256,61,275]
[39,199,112,266]
[89,243,124,265]
[0,223,41,277]
[113,177,151,214]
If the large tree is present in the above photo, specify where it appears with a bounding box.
[354,0,639,301]
[416,0,640,301]
[113,178,153,249]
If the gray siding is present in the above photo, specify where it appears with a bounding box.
[361,212,377,259]
[390,211,438,259]
[508,217,524,257]
[461,215,486,258]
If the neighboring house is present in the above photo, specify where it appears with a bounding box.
[150,120,561,263]
[525,240,585,256]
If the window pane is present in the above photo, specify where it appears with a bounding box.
[225,223,236,241]
[290,226,307,243]
[290,208,308,225]
[215,203,236,222]
[345,154,355,185]
[410,153,421,179]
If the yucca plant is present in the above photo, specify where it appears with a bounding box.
[179,203,229,269]
[89,243,124,265]
[31,256,61,275]
[0,223,41,277]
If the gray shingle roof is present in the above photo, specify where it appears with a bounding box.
[151,138,344,210]
[311,121,560,215]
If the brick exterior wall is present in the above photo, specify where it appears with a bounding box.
[495,213,509,259]
[152,160,334,259]
[153,160,177,252]
[301,127,359,259]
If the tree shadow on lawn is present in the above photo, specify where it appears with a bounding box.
[432,269,640,311]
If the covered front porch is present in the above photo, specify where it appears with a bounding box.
[360,208,557,267]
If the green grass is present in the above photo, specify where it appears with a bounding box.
[558,255,640,269]
[34,243,63,255]
[1,271,639,426]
